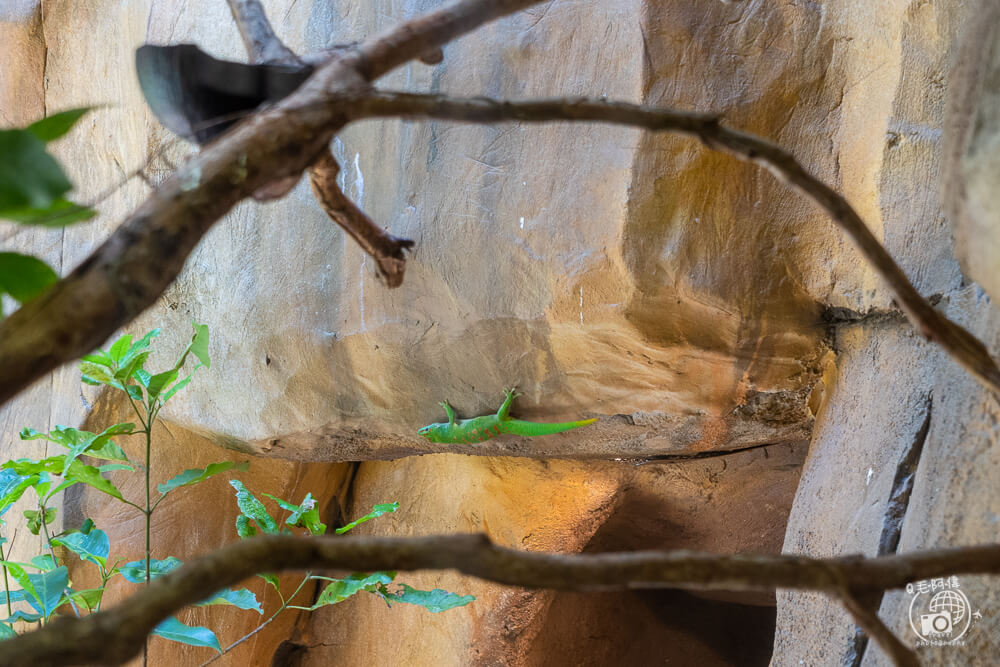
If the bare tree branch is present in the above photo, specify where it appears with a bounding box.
[224,0,417,274]
[309,152,414,286]
[3,534,996,666]
[346,91,1000,395]
[225,0,298,64]
[0,0,544,408]
[839,589,919,667]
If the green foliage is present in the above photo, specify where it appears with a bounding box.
[159,461,248,495]
[335,502,399,535]
[152,616,221,653]
[309,572,395,609]
[119,557,182,584]
[0,110,95,315]
[0,323,241,651]
[0,563,68,621]
[22,508,56,536]
[262,492,326,535]
[53,530,110,568]
[0,253,57,304]
[26,108,91,143]
[196,587,262,613]
[231,480,279,537]
[379,584,476,613]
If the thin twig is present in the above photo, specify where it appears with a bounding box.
[225,0,299,65]
[309,152,414,286]
[2,534,998,666]
[226,2,416,283]
[840,589,920,667]
[346,91,1000,395]
[199,573,312,667]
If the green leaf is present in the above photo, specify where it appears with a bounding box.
[30,554,55,571]
[258,573,280,592]
[115,351,150,382]
[22,423,134,474]
[0,198,95,228]
[0,129,71,212]
[53,529,110,567]
[64,461,124,500]
[64,587,103,612]
[0,622,15,640]
[2,609,41,624]
[152,616,221,653]
[379,583,475,613]
[125,384,144,401]
[23,507,56,535]
[108,334,132,364]
[0,469,36,516]
[196,587,262,613]
[262,492,326,535]
[0,589,27,605]
[79,361,124,390]
[20,567,69,618]
[81,352,111,367]
[188,323,211,369]
[230,480,278,535]
[158,461,247,495]
[0,252,57,304]
[2,457,62,477]
[119,557,182,583]
[161,375,193,403]
[311,572,395,609]
[146,369,177,398]
[133,368,151,388]
[26,108,90,143]
[335,502,399,535]
[79,518,95,534]
[123,329,160,363]
[0,561,35,602]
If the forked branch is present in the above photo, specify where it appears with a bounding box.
[3,534,997,666]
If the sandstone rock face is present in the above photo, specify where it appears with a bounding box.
[21,0,826,461]
[944,0,1000,302]
[774,1,1000,665]
[298,446,802,666]
[1,0,997,666]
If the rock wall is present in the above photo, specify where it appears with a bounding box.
[1,0,997,665]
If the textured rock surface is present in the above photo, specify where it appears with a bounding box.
[20,0,826,461]
[774,1,1000,665]
[298,445,802,666]
[944,0,1000,302]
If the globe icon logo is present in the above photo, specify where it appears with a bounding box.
[929,590,967,625]
[909,584,973,642]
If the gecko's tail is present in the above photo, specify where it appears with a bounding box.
[505,418,598,437]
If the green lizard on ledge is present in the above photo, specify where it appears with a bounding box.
[418,388,598,444]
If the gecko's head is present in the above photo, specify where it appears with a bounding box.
[417,423,444,442]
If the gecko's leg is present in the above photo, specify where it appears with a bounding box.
[439,400,457,425]
[497,387,522,420]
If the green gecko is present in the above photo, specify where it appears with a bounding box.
[418,388,597,444]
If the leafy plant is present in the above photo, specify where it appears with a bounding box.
[196,487,474,664]
[0,109,96,316]
[0,323,256,661]
[0,322,473,662]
